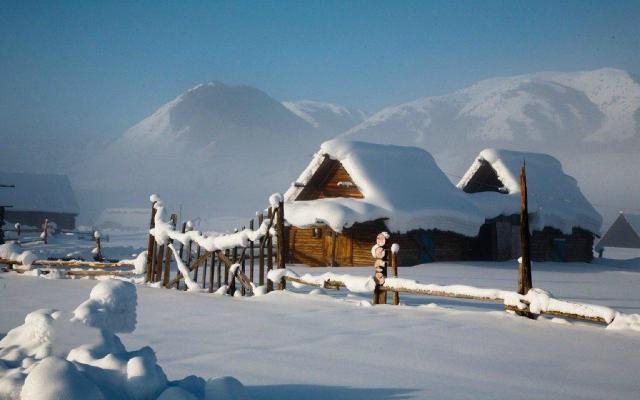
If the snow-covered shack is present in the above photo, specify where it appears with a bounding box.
[283,140,485,266]
[596,213,640,250]
[0,172,79,229]
[457,149,602,262]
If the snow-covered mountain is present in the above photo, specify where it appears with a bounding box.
[282,100,368,135]
[344,68,640,151]
[72,82,366,225]
[342,68,640,226]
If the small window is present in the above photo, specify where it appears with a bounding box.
[312,227,322,239]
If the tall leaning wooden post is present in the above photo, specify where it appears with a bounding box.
[145,198,158,283]
[276,199,286,290]
[518,163,533,295]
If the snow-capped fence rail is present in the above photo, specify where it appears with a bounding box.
[269,269,637,327]
[144,193,286,295]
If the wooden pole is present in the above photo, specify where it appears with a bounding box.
[216,251,223,288]
[93,231,103,261]
[391,244,399,305]
[202,252,208,287]
[154,244,164,283]
[0,207,4,245]
[518,163,533,295]
[249,218,255,283]
[208,253,215,293]
[224,249,230,285]
[145,201,157,282]
[258,212,265,286]
[163,214,177,288]
[266,207,274,293]
[276,201,286,290]
[43,218,48,244]
[193,244,201,282]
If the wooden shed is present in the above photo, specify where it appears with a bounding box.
[457,149,602,262]
[0,172,79,230]
[283,140,484,266]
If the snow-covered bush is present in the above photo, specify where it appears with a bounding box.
[0,280,249,400]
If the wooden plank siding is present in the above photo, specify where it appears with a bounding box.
[295,156,364,200]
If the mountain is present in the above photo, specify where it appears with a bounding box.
[342,68,640,226]
[72,82,366,226]
[282,100,368,136]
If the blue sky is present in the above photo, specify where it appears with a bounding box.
[1,0,639,141]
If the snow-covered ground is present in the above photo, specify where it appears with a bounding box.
[1,232,640,399]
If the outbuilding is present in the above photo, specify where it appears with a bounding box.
[596,213,640,251]
[0,172,79,230]
[283,140,485,266]
[457,149,602,262]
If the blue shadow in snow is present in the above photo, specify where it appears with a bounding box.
[245,384,418,400]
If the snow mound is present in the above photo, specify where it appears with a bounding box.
[0,243,36,270]
[0,280,249,400]
[72,280,137,333]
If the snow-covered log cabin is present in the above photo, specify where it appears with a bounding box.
[0,172,79,230]
[457,149,602,262]
[283,140,485,266]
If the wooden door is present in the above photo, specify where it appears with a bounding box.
[323,229,353,266]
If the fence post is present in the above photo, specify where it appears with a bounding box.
[176,222,187,290]
[391,243,400,305]
[258,212,265,286]
[145,201,157,282]
[277,200,286,290]
[15,222,20,243]
[372,232,389,305]
[208,252,215,293]
[0,207,4,245]
[266,207,274,293]
[155,244,165,283]
[193,244,201,282]
[217,250,223,289]
[93,231,103,261]
[249,218,255,283]
[43,218,49,244]
[163,214,176,288]
[518,163,533,295]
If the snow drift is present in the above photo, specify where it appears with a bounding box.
[0,280,249,400]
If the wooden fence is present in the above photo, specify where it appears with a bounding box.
[145,195,286,295]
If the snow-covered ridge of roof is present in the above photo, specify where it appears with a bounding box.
[284,140,485,236]
[457,149,602,234]
[0,172,79,215]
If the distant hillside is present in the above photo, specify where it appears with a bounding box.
[72,83,366,225]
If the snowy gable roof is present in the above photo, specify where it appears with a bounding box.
[0,172,79,215]
[284,140,485,236]
[623,214,640,235]
[457,149,602,235]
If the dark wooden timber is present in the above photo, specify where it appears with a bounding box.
[258,212,265,286]
[518,164,533,295]
[266,207,274,293]
[391,246,399,305]
[145,202,157,282]
[249,218,255,283]
[276,201,286,290]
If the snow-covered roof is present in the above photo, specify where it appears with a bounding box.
[283,140,485,236]
[457,149,602,235]
[0,172,79,215]
[623,214,640,235]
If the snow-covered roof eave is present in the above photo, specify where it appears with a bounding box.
[459,149,603,235]
[283,140,487,237]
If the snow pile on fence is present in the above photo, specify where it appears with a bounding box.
[270,268,640,332]
[457,148,602,235]
[0,243,36,270]
[0,280,249,400]
[150,196,274,252]
[283,140,485,236]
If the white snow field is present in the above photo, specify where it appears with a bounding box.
[1,230,640,399]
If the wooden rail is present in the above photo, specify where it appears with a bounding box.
[0,258,135,270]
